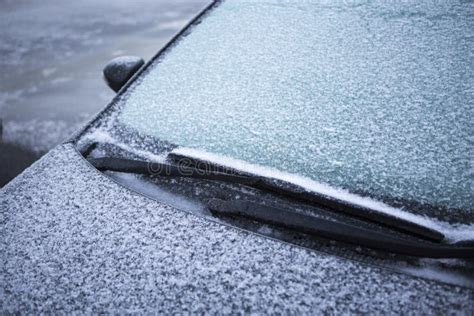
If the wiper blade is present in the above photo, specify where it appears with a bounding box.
[88,157,256,185]
[88,156,444,243]
[169,154,445,243]
[208,199,474,259]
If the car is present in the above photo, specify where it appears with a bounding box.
[1,0,473,313]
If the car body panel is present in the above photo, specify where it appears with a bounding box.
[2,0,473,312]
[1,144,473,313]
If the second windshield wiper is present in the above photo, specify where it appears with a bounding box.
[208,199,474,259]
[88,156,444,243]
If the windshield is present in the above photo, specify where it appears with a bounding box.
[115,0,473,221]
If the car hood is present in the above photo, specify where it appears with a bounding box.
[1,143,472,313]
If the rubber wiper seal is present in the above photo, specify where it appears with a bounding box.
[89,155,445,243]
[169,153,445,243]
[208,199,474,259]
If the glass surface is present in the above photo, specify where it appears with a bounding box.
[119,0,473,219]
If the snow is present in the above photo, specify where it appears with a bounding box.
[2,0,473,312]
[81,129,167,163]
[79,127,474,244]
[172,146,474,243]
[1,143,473,313]
[118,0,473,221]
[107,56,143,66]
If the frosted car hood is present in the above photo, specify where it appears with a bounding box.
[1,143,472,313]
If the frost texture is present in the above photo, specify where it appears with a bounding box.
[172,146,474,242]
[120,0,474,217]
[1,144,473,313]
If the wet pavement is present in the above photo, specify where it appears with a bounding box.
[0,0,208,186]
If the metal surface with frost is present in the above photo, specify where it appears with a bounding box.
[2,0,473,312]
[1,144,473,313]
[74,0,474,254]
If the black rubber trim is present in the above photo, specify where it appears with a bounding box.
[88,157,256,185]
[169,152,445,243]
[208,199,474,259]
[89,156,445,243]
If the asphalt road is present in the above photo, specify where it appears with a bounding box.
[0,0,209,186]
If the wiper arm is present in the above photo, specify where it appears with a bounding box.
[169,154,446,243]
[208,199,474,259]
[88,156,444,243]
[88,156,258,185]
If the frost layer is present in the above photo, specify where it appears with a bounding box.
[120,0,473,216]
[1,144,472,313]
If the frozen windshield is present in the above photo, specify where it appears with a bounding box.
[118,0,473,220]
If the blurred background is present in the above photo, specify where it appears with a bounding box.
[0,0,208,186]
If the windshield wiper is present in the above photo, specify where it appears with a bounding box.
[88,156,444,243]
[208,199,474,259]
[88,156,257,185]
